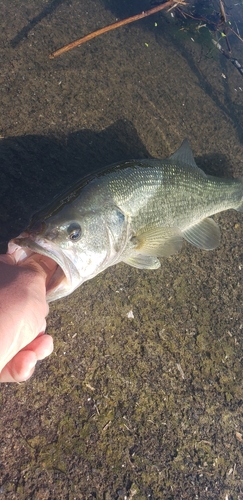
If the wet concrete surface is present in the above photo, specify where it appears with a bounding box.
[0,1,243,498]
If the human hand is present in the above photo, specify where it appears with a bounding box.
[0,253,57,383]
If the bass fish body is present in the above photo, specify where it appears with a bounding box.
[8,140,243,301]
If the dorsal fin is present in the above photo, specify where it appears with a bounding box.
[169,139,205,175]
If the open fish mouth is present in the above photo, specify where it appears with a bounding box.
[8,233,79,301]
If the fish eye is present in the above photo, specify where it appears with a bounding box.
[67,222,82,241]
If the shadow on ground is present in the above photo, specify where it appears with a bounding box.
[0,119,151,248]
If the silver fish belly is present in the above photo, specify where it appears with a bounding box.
[8,139,243,301]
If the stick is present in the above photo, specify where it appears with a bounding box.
[212,39,243,77]
[219,0,226,24]
[49,0,186,59]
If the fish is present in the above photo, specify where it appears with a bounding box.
[8,139,243,302]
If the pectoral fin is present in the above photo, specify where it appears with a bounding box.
[183,218,220,250]
[133,227,183,258]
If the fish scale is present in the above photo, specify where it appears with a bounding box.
[97,161,240,231]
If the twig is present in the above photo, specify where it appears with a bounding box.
[228,25,243,45]
[218,0,231,53]
[219,0,226,24]
[212,38,243,77]
[49,0,186,59]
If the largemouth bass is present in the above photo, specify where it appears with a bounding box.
[8,139,243,301]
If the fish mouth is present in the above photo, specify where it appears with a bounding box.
[8,233,80,302]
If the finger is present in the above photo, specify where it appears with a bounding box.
[21,255,58,286]
[0,335,54,383]
[0,254,16,265]
[24,334,54,360]
[0,350,37,383]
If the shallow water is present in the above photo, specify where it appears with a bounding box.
[0,1,243,498]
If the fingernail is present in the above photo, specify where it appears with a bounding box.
[23,360,37,380]
[29,359,37,370]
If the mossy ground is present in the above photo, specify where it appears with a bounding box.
[0,1,243,498]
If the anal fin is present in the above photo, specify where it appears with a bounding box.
[183,218,220,250]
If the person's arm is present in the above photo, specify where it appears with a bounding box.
[0,254,57,382]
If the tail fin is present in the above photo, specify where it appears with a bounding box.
[236,176,243,212]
